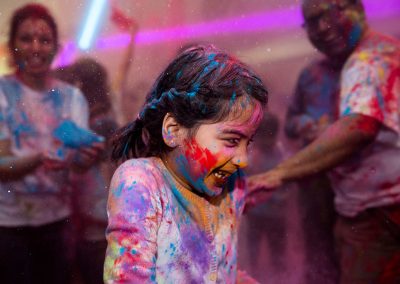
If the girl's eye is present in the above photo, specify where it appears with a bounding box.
[224,138,240,147]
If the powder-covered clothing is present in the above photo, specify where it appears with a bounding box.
[0,75,89,227]
[285,58,340,145]
[329,31,400,218]
[104,157,246,283]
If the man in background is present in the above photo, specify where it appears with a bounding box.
[249,0,400,283]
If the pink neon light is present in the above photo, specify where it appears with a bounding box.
[55,0,400,66]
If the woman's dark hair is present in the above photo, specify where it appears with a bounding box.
[53,58,112,117]
[71,58,112,115]
[112,44,268,161]
[8,3,59,50]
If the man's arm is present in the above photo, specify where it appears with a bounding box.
[248,114,380,191]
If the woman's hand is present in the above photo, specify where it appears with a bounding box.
[41,152,69,170]
[72,141,106,171]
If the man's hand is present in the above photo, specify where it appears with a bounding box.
[236,270,260,284]
[244,169,284,211]
[247,169,284,194]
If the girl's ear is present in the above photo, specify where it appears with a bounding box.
[162,113,184,148]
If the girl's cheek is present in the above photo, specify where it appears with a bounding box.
[183,139,219,173]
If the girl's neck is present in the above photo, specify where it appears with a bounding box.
[161,155,192,192]
[160,155,212,202]
[16,70,51,91]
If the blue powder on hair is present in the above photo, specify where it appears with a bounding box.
[191,82,200,93]
[187,91,196,99]
[229,92,237,107]
[122,139,131,156]
[176,70,183,79]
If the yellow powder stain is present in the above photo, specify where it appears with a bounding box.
[358,51,369,61]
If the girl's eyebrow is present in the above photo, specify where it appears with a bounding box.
[221,129,248,139]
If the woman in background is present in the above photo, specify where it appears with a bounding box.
[0,4,102,283]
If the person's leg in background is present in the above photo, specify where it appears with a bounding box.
[0,226,33,284]
[31,219,73,284]
[335,208,400,284]
[77,239,108,284]
[298,176,339,284]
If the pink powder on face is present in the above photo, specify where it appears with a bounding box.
[183,138,218,174]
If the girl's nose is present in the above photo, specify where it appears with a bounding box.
[232,147,249,169]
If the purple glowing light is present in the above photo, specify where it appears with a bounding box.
[55,0,400,66]
[55,42,78,67]
[96,6,302,50]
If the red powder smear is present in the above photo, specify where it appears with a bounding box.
[349,115,380,135]
[378,253,400,283]
[350,82,362,94]
[368,98,384,122]
[184,138,218,172]
[386,67,400,109]
[111,5,135,31]
[379,176,400,190]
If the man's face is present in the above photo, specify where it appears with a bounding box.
[302,0,366,59]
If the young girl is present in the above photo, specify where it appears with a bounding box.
[104,44,268,283]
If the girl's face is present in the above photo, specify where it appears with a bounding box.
[164,101,263,197]
[12,18,57,78]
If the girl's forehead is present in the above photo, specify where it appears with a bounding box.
[223,100,263,127]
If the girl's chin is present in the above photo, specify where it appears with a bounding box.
[201,183,225,197]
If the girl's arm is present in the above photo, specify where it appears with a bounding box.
[104,160,160,283]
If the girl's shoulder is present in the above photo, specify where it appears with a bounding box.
[112,157,165,187]
[109,157,169,207]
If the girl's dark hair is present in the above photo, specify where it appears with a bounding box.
[112,44,268,161]
[8,3,59,50]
